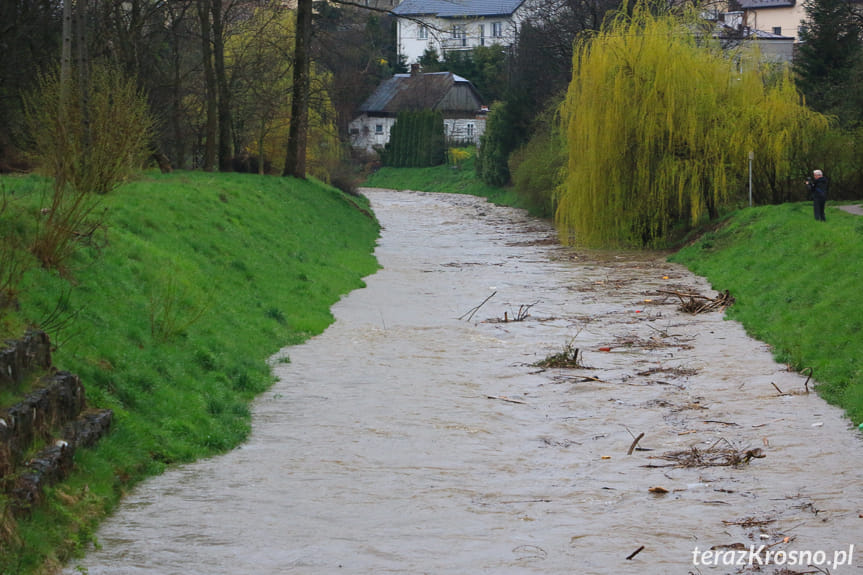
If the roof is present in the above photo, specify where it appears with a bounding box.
[393,0,524,18]
[716,22,794,40]
[358,72,482,115]
[737,0,795,8]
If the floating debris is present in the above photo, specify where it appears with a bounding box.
[657,289,735,314]
[649,439,766,468]
[534,342,584,368]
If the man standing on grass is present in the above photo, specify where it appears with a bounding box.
[806,169,828,221]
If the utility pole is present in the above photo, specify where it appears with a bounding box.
[748,150,754,207]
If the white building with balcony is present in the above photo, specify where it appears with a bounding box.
[392,0,530,63]
[736,0,806,41]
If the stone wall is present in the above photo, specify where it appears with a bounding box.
[0,329,51,390]
[0,371,85,476]
[0,331,113,516]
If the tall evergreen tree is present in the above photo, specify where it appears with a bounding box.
[794,0,863,125]
[382,110,444,167]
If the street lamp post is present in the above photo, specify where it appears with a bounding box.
[748,150,754,207]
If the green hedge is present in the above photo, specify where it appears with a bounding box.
[381,110,445,167]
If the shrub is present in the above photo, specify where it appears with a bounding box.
[381,110,445,167]
[0,184,30,315]
[476,100,521,186]
[447,147,471,169]
[24,64,154,270]
[509,99,564,218]
[25,64,154,195]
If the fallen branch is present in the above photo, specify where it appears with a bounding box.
[657,289,735,314]
[504,301,538,322]
[802,366,813,394]
[574,375,606,383]
[486,394,527,405]
[721,517,776,528]
[626,545,645,560]
[772,370,814,396]
[751,418,784,428]
[627,432,645,455]
[460,291,496,322]
[653,439,765,468]
[636,366,699,377]
[771,382,789,396]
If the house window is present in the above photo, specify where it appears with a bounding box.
[492,22,503,37]
[466,123,475,138]
[478,24,485,46]
[418,24,428,39]
[772,26,782,35]
[452,25,467,47]
[375,124,383,134]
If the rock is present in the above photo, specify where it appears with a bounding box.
[0,329,52,391]
[0,330,113,518]
[0,372,85,476]
[63,409,114,448]
[10,442,75,516]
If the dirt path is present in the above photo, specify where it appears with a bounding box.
[838,203,863,215]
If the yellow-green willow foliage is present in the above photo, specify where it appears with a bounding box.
[556,3,830,247]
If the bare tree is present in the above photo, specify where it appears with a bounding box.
[211,0,234,171]
[197,0,218,170]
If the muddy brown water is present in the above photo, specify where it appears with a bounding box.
[66,190,862,574]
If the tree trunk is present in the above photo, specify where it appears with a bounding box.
[76,0,91,152]
[170,8,186,169]
[60,0,72,113]
[212,0,233,171]
[197,0,217,171]
[283,0,312,179]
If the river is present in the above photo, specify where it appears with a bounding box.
[66,189,862,574]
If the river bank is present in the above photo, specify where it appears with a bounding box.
[0,172,380,573]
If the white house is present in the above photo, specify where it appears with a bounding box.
[736,0,807,41]
[392,0,530,63]
[349,71,487,153]
[712,10,796,62]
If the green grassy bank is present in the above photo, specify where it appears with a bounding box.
[0,171,380,573]
[363,152,539,213]
[364,163,863,426]
[671,201,863,424]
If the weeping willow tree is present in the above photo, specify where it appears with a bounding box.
[556,2,831,247]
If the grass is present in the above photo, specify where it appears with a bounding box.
[671,201,863,424]
[0,171,380,573]
[362,149,541,214]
